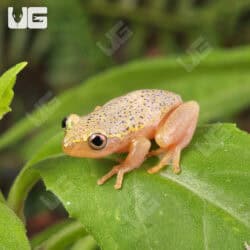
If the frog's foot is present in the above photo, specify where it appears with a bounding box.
[98,137,151,190]
[97,164,129,190]
[97,163,144,190]
[97,165,121,186]
[147,147,181,174]
[113,164,147,190]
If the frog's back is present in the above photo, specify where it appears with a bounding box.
[83,89,182,138]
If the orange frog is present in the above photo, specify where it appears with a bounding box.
[62,89,199,189]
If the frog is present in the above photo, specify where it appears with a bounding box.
[62,89,199,189]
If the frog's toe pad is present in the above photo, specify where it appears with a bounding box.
[147,165,163,174]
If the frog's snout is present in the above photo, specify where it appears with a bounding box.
[62,140,71,154]
[62,140,78,156]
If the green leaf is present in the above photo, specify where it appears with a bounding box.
[0,191,5,203]
[9,123,250,250]
[0,202,30,250]
[7,133,63,218]
[1,46,250,154]
[31,219,86,250]
[70,235,99,250]
[0,62,27,120]
[0,63,29,250]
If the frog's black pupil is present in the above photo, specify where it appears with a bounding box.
[92,136,103,147]
[61,117,67,128]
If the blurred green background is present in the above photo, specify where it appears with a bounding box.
[0,0,250,238]
[1,0,250,130]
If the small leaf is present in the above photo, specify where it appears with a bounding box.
[0,62,27,120]
[0,202,30,250]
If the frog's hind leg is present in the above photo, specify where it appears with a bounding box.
[147,148,165,157]
[147,101,199,174]
[97,137,151,189]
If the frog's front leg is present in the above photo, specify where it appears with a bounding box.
[148,101,199,174]
[97,137,151,189]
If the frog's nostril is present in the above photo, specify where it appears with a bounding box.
[61,117,67,128]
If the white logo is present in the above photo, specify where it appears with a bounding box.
[8,7,47,29]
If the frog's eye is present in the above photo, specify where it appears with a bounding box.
[88,133,107,150]
[61,117,67,128]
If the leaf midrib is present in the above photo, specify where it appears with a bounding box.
[161,172,250,230]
